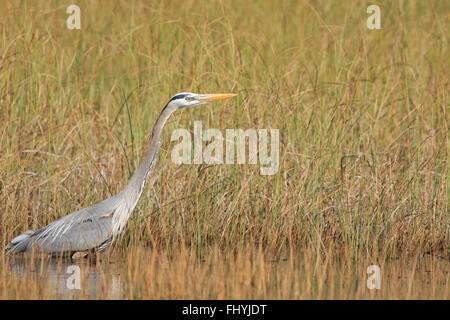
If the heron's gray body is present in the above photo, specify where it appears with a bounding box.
[6,92,236,256]
[8,195,120,254]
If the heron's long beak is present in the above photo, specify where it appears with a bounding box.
[197,93,237,103]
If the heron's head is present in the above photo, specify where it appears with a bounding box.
[167,92,237,110]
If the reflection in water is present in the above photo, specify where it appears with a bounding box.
[8,254,122,299]
[5,247,450,299]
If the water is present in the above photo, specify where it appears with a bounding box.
[4,248,450,299]
[7,253,122,299]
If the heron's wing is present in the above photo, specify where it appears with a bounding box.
[30,197,119,253]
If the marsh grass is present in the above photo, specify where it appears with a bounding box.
[0,0,448,298]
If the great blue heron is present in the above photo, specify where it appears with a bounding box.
[6,92,237,257]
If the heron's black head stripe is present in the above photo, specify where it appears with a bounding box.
[170,94,189,101]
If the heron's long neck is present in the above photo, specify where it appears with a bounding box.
[123,105,175,209]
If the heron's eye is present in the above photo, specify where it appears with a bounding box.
[185,97,191,101]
